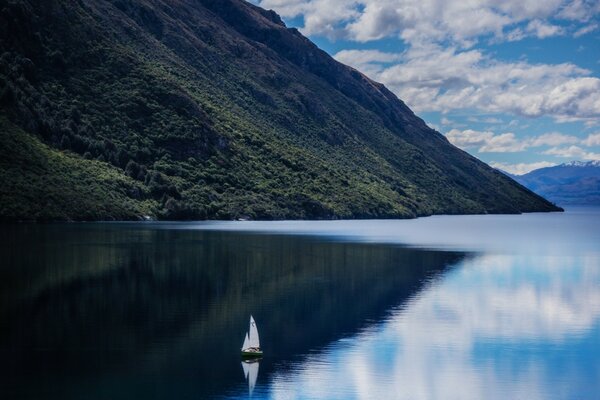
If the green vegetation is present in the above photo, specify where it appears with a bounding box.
[0,0,560,221]
[0,117,155,220]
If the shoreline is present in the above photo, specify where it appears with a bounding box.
[6,206,589,226]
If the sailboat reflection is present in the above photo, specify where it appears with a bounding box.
[241,359,260,395]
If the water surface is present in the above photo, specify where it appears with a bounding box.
[1,208,599,399]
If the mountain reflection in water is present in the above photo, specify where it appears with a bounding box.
[0,224,462,399]
[2,209,599,399]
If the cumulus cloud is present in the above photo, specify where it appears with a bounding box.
[467,116,503,124]
[557,0,600,22]
[334,49,401,75]
[258,0,600,122]
[335,49,401,65]
[258,0,598,44]
[529,132,579,146]
[335,46,600,120]
[446,129,493,150]
[543,145,600,160]
[446,129,583,153]
[446,129,529,152]
[446,128,600,169]
[525,19,565,39]
[582,132,600,146]
[489,161,557,175]
[257,0,361,39]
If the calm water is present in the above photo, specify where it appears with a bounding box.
[1,208,599,399]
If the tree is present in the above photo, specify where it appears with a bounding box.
[60,135,71,150]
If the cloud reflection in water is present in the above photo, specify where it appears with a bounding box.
[269,253,600,400]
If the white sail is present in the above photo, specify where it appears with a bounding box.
[241,332,249,350]
[248,315,260,348]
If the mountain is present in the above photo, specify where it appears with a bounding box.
[0,0,560,221]
[512,161,600,206]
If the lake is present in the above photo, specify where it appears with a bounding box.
[1,208,599,399]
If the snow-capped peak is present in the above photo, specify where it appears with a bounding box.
[562,160,600,167]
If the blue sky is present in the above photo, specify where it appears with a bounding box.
[254,0,600,174]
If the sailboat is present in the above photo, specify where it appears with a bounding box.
[241,315,263,358]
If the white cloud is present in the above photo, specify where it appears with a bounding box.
[446,129,582,153]
[446,129,527,152]
[334,46,600,120]
[259,0,361,39]
[484,117,503,124]
[573,22,599,37]
[260,0,600,122]
[529,132,579,146]
[585,119,600,128]
[427,123,441,131]
[489,161,557,175]
[525,19,565,39]
[467,116,503,124]
[582,132,600,146]
[334,49,401,75]
[543,145,600,160]
[557,0,600,22]
[504,27,526,42]
[446,129,493,150]
[542,77,600,119]
[335,49,400,65]
[259,0,598,44]
[480,132,529,152]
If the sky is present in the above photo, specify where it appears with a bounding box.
[253,0,600,174]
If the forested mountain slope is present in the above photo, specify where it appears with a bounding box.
[0,0,560,220]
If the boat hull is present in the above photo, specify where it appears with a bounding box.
[241,350,263,358]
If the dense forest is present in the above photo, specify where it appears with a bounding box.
[0,0,560,220]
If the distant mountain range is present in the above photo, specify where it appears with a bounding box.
[0,0,559,221]
[510,161,600,206]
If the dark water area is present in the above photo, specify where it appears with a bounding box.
[1,208,599,399]
[0,225,461,399]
